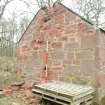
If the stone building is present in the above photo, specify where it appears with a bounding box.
[17,2,105,97]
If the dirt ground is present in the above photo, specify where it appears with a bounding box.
[0,57,41,105]
[0,83,40,105]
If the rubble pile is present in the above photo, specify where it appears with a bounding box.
[0,81,39,105]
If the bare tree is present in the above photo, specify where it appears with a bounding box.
[0,0,14,19]
[0,0,64,19]
[0,13,18,57]
[0,0,31,19]
[76,0,105,27]
[19,16,30,34]
[36,0,63,8]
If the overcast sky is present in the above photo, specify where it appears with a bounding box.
[2,0,105,28]
[3,0,77,20]
[3,0,38,20]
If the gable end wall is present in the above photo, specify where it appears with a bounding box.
[17,3,103,91]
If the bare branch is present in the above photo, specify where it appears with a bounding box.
[0,0,14,19]
[36,0,63,8]
[76,0,105,27]
[18,0,30,7]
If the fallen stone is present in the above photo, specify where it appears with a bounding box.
[21,82,33,89]
[11,81,25,87]
[3,86,13,96]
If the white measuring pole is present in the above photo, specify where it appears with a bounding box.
[45,40,48,77]
[46,40,49,52]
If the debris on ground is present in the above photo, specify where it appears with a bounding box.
[0,81,39,105]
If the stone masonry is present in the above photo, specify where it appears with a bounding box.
[17,3,105,97]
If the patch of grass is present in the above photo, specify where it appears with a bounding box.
[0,57,23,86]
[0,96,28,105]
[92,102,99,105]
[100,95,105,105]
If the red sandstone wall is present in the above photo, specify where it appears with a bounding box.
[98,31,105,89]
[17,3,100,86]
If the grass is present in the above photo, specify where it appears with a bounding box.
[0,57,23,86]
[0,96,28,105]
[100,95,105,105]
